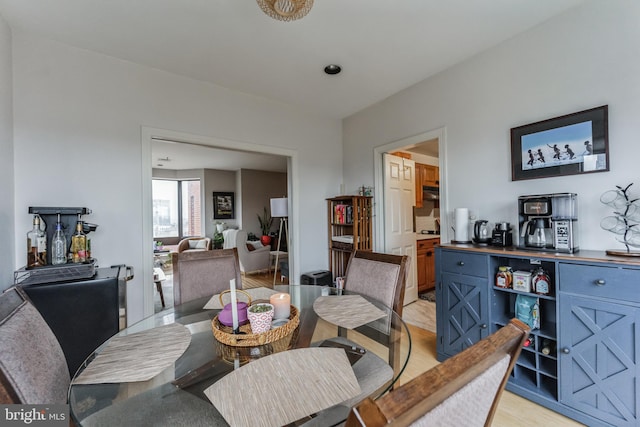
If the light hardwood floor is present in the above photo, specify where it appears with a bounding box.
[158,273,583,425]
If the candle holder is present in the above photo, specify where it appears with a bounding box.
[600,183,640,257]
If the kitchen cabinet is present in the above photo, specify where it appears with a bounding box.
[558,263,640,427]
[414,163,439,208]
[436,244,640,427]
[417,238,439,293]
[436,249,490,359]
[327,195,372,281]
[423,164,439,187]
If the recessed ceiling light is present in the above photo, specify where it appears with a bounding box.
[324,64,342,75]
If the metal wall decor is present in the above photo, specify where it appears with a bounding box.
[600,183,640,256]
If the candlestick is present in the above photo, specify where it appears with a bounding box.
[270,293,291,320]
[230,279,239,333]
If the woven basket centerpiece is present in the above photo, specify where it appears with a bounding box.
[212,304,299,347]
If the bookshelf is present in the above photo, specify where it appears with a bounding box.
[327,195,372,280]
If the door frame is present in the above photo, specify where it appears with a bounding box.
[141,127,299,319]
[373,127,448,251]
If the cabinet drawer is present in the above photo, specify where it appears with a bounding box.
[417,238,439,251]
[440,251,487,277]
[559,263,640,303]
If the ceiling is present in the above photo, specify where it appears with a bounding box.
[0,0,584,121]
[151,139,287,172]
[1,1,583,172]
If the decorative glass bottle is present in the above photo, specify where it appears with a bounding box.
[71,216,87,263]
[27,214,47,267]
[51,214,67,265]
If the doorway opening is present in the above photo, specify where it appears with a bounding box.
[373,127,446,312]
[141,127,299,319]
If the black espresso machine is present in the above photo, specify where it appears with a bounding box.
[517,193,579,253]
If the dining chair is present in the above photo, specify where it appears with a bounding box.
[345,318,530,427]
[344,250,409,316]
[0,286,70,404]
[171,248,243,305]
[342,250,409,381]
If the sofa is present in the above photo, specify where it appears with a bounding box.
[222,229,270,274]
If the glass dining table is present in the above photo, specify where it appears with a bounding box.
[68,285,411,426]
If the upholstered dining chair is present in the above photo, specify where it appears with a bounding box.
[344,251,409,316]
[345,319,530,427]
[171,248,243,306]
[342,250,409,379]
[0,286,70,404]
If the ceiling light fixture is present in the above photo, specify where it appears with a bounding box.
[324,64,342,75]
[256,0,313,22]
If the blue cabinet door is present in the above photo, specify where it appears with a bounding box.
[438,272,489,357]
[559,294,640,427]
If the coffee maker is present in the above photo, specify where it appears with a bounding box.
[518,193,579,253]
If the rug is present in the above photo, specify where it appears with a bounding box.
[419,290,436,302]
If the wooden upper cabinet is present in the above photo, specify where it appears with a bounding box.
[423,165,439,187]
[415,163,424,208]
[415,163,439,208]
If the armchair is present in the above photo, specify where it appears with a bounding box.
[177,237,212,253]
[222,229,270,274]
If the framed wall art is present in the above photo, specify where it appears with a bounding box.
[213,192,235,219]
[511,105,609,181]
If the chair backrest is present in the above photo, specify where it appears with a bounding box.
[0,287,70,404]
[344,251,409,317]
[172,248,242,305]
[345,319,530,427]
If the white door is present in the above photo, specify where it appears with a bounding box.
[383,153,418,305]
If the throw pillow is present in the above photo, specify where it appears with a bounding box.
[195,239,208,249]
[247,241,264,250]
[246,244,255,252]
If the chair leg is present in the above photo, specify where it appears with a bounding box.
[155,281,165,308]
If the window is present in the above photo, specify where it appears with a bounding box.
[153,179,202,240]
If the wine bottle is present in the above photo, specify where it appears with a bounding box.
[71,216,87,263]
[541,339,556,356]
[26,215,47,267]
[51,214,67,265]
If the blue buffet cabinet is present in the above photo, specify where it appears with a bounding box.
[436,244,640,427]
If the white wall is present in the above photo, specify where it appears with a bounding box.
[12,32,342,322]
[344,0,640,251]
[0,14,14,290]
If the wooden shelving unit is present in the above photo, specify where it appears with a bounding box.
[327,195,372,280]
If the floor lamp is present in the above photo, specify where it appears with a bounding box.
[270,197,289,286]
